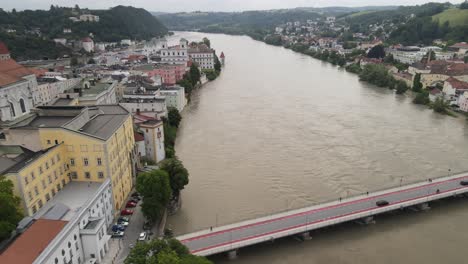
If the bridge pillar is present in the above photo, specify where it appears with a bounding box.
[418,202,430,211]
[301,232,312,241]
[227,250,238,260]
[356,216,375,225]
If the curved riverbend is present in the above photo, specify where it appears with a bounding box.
[167,32,468,263]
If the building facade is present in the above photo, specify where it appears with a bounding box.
[160,38,189,65]
[188,43,216,70]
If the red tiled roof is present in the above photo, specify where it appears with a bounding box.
[0,219,68,264]
[446,77,468,90]
[134,132,145,142]
[429,88,441,95]
[0,59,34,87]
[450,42,468,49]
[0,41,9,54]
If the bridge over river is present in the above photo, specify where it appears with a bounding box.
[177,171,468,258]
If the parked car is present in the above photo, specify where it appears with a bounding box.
[116,221,129,227]
[138,232,147,241]
[121,209,134,215]
[118,216,130,223]
[112,224,125,232]
[376,200,389,207]
[112,231,124,238]
[143,221,151,230]
[126,201,137,208]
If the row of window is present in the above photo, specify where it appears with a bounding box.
[66,144,103,152]
[30,179,67,214]
[162,51,186,56]
[25,155,63,185]
[69,157,102,166]
[70,171,104,179]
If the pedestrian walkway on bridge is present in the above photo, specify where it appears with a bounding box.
[177,171,468,257]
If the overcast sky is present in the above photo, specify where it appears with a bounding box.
[0,0,465,13]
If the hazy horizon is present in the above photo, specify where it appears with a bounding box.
[0,0,465,13]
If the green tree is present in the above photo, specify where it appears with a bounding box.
[0,177,23,242]
[202,37,211,48]
[160,158,189,197]
[413,73,423,92]
[395,80,409,94]
[157,250,181,264]
[167,107,182,128]
[125,238,213,264]
[367,45,385,59]
[413,91,430,105]
[136,170,172,223]
[189,64,201,86]
[432,97,450,114]
[214,54,221,73]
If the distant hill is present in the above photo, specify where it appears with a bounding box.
[432,8,468,27]
[0,6,168,60]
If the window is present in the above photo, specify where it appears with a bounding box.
[51,157,55,165]
[98,172,104,179]
[52,189,56,196]
[28,191,33,201]
[57,183,61,191]
[85,172,91,179]
[48,175,52,184]
[54,171,57,180]
[45,162,49,169]
[70,158,75,166]
[34,186,39,195]
[83,158,89,166]
[31,172,35,180]
[71,172,78,179]
[39,166,43,174]
[32,205,37,214]
[41,179,46,189]
[24,176,29,185]
[62,179,66,186]
[66,145,74,152]
[20,99,27,113]
[97,158,102,166]
[38,199,43,208]
[56,154,60,161]
[46,193,50,201]
[47,140,51,145]
[80,145,88,152]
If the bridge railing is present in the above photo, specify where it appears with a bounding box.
[176,170,468,237]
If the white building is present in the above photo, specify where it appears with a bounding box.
[0,179,114,264]
[120,93,168,117]
[188,44,216,70]
[79,14,100,22]
[275,27,284,34]
[53,38,67,45]
[160,38,189,65]
[159,86,186,112]
[121,39,133,46]
[63,79,117,106]
[81,37,94,53]
[0,42,38,123]
[137,118,166,163]
[459,91,468,112]
[35,77,81,106]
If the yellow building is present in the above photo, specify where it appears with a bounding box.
[1,144,69,216]
[1,105,136,212]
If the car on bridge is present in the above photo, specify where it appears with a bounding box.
[112,231,125,238]
[376,200,389,207]
[460,180,468,186]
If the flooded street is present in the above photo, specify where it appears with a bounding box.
[167,32,468,263]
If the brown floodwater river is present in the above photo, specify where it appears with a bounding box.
[167,32,468,263]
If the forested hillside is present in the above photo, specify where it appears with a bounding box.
[0,5,168,60]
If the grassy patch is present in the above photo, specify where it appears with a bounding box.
[432,8,468,27]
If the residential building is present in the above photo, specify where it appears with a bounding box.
[120,93,167,117]
[35,77,81,106]
[389,46,423,64]
[135,64,186,86]
[160,38,189,65]
[134,132,146,158]
[449,42,468,57]
[0,179,114,264]
[188,43,216,70]
[81,37,94,53]
[1,144,70,216]
[392,72,413,87]
[442,77,468,101]
[79,14,100,22]
[159,86,186,112]
[62,79,117,105]
[0,42,38,123]
[459,91,468,112]
[134,115,165,163]
[1,105,136,211]
[53,38,67,46]
[429,88,443,102]
[121,39,133,46]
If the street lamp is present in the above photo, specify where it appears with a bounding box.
[400,176,403,187]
